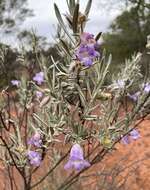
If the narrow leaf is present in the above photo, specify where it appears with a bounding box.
[60,39,72,57]
[65,16,73,28]
[95,32,102,41]
[40,96,50,108]
[84,0,92,17]
[72,3,79,33]
[70,0,76,14]
[75,83,86,108]
[54,3,75,44]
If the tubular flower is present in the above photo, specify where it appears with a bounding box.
[28,132,42,147]
[33,72,44,85]
[64,144,90,171]
[75,32,100,67]
[121,135,130,145]
[80,32,95,45]
[11,80,20,87]
[121,129,140,145]
[130,129,140,140]
[128,91,140,101]
[27,151,42,166]
[36,91,43,98]
[143,83,150,93]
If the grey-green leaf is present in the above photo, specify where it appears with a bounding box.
[60,39,72,57]
[84,0,92,17]
[95,32,102,41]
[72,3,79,33]
[54,3,75,44]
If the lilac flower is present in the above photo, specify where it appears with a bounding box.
[33,72,44,85]
[11,80,20,87]
[143,83,150,93]
[64,144,90,171]
[80,33,100,50]
[130,129,140,140]
[36,91,43,99]
[80,32,95,44]
[121,135,130,145]
[28,132,42,147]
[128,91,140,101]
[75,32,100,67]
[27,151,41,166]
[88,47,100,57]
[76,44,100,66]
[121,129,140,145]
[81,57,93,66]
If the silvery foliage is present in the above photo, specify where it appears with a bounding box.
[0,0,149,189]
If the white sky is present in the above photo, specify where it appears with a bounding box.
[2,0,121,47]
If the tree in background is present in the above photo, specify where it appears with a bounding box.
[0,0,33,88]
[104,0,150,64]
[0,0,33,34]
[0,31,60,89]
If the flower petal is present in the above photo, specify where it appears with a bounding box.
[130,129,140,140]
[73,160,91,171]
[70,144,84,161]
[121,135,130,145]
[64,160,73,170]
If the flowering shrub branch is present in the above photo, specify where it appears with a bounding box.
[0,0,150,190]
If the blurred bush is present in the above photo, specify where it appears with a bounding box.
[103,0,150,77]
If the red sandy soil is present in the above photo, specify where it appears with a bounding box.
[0,117,149,190]
[81,118,150,190]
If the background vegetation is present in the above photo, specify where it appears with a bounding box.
[0,0,149,88]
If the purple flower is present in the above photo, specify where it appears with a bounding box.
[36,91,43,98]
[80,32,94,44]
[143,83,150,93]
[128,91,140,101]
[64,144,90,171]
[11,80,20,87]
[75,32,100,67]
[88,47,100,57]
[28,132,42,147]
[76,44,100,67]
[81,57,93,66]
[33,72,44,85]
[27,151,41,166]
[121,129,140,145]
[121,135,130,144]
[130,129,140,140]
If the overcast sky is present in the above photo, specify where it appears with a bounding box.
[3,0,122,47]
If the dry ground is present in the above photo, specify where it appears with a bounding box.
[0,117,149,190]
